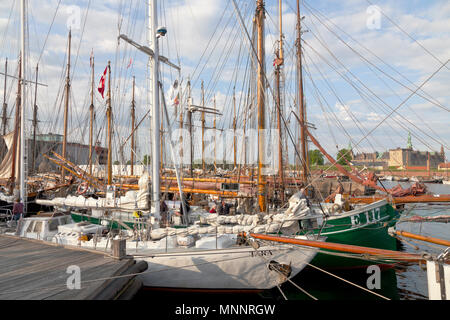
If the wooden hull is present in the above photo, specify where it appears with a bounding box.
[301,200,400,269]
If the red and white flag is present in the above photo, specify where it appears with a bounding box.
[127,58,133,69]
[98,66,107,98]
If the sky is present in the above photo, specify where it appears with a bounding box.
[0,0,448,166]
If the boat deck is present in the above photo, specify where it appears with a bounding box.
[0,234,146,300]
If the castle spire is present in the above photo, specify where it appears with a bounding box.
[407,132,413,149]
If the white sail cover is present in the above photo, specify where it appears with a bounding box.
[0,132,20,180]
[36,171,150,211]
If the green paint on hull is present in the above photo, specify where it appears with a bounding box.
[71,213,136,230]
[300,201,400,269]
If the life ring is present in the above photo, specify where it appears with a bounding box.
[77,182,89,195]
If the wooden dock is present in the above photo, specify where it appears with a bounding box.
[0,234,147,300]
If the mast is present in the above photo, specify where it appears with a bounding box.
[2,58,7,136]
[31,64,38,174]
[131,76,136,176]
[89,52,95,176]
[256,0,266,212]
[10,58,21,194]
[187,79,193,178]
[296,0,308,184]
[177,71,183,172]
[201,80,205,173]
[275,0,285,202]
[61,30,71,181]
[233,87,237,169]
[149,0,161,219]
[213,95,216,174]
[106,61,112,185]
[19,0,26,207]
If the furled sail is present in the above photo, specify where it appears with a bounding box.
[0,132,20,180]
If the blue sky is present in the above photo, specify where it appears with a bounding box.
[0,0,448,165]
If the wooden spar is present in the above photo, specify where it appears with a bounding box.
[89,53,95,176]
[305,127,389,194]
[61,30,71,181]
[179,93,183,169]
[275,0,285,203]
[31,64,38,174]
[201,80,205,173]
[233,87,237,169]
[106,61,112,185]
[296,0,308,183]
[349,194,450,204]
[278,0,283,61]
[248,233,425,262]
[117,183,239,196]
[214,95,216,174]
[256,0,267,213]
[10,57,21,194]
[131,76,136,176]
[393,230,450,247]
[2,58,7,136]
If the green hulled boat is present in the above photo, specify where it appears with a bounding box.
[71,212,143,230]
[299,199,400,269]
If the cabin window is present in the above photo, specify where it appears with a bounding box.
[26,222,35,233]
[33,222,43,233]
[49,219,59,231]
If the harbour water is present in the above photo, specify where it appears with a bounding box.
[135,182,450,301]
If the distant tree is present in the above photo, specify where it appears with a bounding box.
[337,149,352,165]
[309,150,324,166]
[113,161,120,165]
[143,155,150,165]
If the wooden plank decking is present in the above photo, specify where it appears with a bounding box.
[0,234,145,300]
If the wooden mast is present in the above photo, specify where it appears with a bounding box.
[89,52,95,176]
[31,64,38,174]
[106,61,112,185]
[130,76,136,176]
[213,95,216,174]
[61,30,71,181]
[296,0,307,184]
[10,58,21,194]
[2,58,7,136]
[275,0,285,203]
[256,0,266,212]
[201,80,205,173]
[233,87,237,169]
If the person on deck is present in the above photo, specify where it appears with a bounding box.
[12,199,24,221]
[217,200,232,215]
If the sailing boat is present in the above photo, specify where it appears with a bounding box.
[283,1,401,269]
[34,0,322,291]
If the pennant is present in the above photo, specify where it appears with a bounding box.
[174,94,179,106]
[127,58,133,69]
[98,66,107,98]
